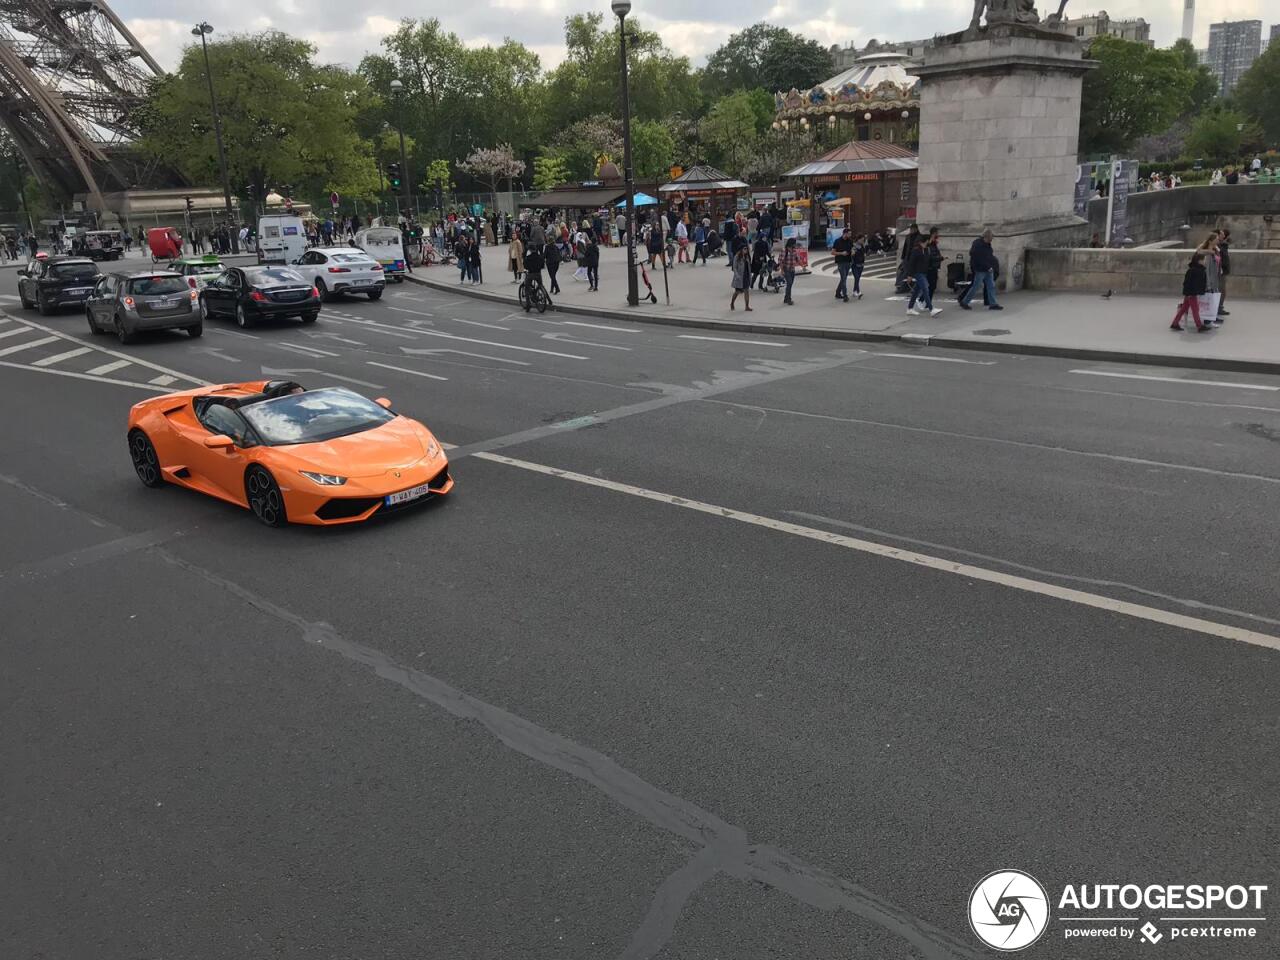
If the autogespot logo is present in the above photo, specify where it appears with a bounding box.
[969,869,1051,951]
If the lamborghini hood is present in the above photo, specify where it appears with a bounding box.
[281,417,435,478]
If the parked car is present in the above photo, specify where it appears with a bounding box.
[198,265,320,328]
[85,270,201,343]
[289,246,385,301]
[18,256,101,314]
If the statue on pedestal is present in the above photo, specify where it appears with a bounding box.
[969,0,1042,30]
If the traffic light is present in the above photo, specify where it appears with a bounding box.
[184,196,193,213]
[387,162,401,190]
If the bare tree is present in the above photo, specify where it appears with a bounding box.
[458,144,526,206]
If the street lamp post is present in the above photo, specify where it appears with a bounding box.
[612,0,639,307]
[191,22,237,253]
[389,79,412,222]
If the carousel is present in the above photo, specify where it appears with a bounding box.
[773,49,919,148]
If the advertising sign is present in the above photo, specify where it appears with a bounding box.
[1106,158,1135,247]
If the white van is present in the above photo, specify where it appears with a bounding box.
[257,215,306,265]
[354,226,407,281]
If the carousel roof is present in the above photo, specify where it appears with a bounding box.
[820,51,917,93]
[783,140,918,179]
[775,50,919,113]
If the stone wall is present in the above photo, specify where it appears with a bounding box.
[1086,184,1280,248]
[1024,247,1280,298]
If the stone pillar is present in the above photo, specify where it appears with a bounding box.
[913,25,1094,289]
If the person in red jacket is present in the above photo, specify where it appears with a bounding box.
[1171,253,1208,332]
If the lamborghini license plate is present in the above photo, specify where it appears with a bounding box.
[385,482,430,506]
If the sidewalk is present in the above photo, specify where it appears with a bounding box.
[410,245,1280,374]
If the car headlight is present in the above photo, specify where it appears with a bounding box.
[425,437,440,458]
[299,470,347,485]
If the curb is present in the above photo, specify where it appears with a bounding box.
[405,273,1280,377]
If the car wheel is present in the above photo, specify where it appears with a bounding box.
[128,429,164,488]
[18,286,32,309]
[199,298,210,320]
[236,304,252,328]
[245,465,287,527]
[37,290,51,315]
[367,289,382,300]
[315,278,331,302]
[187,322,203,338]
[115,314,136,344]
[86,308,102,335]
[301,312,317,324]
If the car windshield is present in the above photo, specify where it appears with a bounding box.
[191,263,224,275]
[49,263,98,281]
[128,276,187,296]
[247,268,304,284]
[239,388,394,445]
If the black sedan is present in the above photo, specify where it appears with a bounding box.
[18,256,101,315]
[198,266,320,328]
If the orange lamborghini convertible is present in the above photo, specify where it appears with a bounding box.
[126,379,453,526]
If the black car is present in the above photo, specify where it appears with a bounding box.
[199,266,320,328]
[18,256,101,315]
[85,270,201,343]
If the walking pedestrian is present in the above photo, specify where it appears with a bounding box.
[646,220,664,268]
[958,229,1001,311]
[1216,228,1231,318]
[583,233,600,291]
[926,227,943,296]
[454,234,471,283]
[729,243,752,311]
[1198,233,1222,325]
[779,237,799,305]
[675,218,689,263]
[850,232,865,299]
[508,231,523,283]
[1171,252,1208,332]
[5,235,15,261]
[692,219,708,265]
[467,237,482,284]
[832,227,852,301]
[906,236,942,317]
[615,210,627,248]
[544,236,561,294]
[896,222,919,289]
[751,232,770,290]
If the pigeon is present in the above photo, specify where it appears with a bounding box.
[1101,289,1113,299]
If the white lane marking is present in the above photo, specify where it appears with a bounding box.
[678,335,788,347]
[0,359,163,391]
[0,294,20,301]
[542,332,631,351]
[322,315,419,339]
[452,317,510,331]
[0,315,11,323]
[366,361,448,381]
[476,452,1280,653]
[149,374,177,386]
[1069,369,1280,392]
[388,305,434,318]
[0,326,33,340]
[8,315,207,384]
[876,352,997,365]
[32,346,92,367]
[710,399,1280,486]
[400,346,531,366]
[208,328,259,340]
[391,292,424,301]
[408,328,588,360]
[85,359,131,376]
[440,441,457,450]
[0,335,57,357]
[561,320,640,333]
[273,342,339,358]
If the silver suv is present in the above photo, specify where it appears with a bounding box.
[85,270,201,343]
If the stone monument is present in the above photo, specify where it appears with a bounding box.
[913,0,1094,289]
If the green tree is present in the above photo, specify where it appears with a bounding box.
[1078,37,1198,155]
[700,91,761,172]
[532,154,570,191]
[1185,108,1256,160]
[138,32,378,207]
[551,115,622,180]
[631,121,675,180]
[1170,38,1219,114]
[702,24,834,99]
[1233,44,1280,143]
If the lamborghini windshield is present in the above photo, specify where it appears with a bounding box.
[239,388,394,444]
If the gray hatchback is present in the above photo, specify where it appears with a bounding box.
[85,270,202,343]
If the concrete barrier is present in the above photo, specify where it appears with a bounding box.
[1086,184,1280,248]
[1024,247,1280,298]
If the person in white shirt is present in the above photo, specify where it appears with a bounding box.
[675,219,689,263]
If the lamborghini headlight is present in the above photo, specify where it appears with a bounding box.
[300,471,347,486]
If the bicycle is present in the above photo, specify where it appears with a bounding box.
[518,273,550,314]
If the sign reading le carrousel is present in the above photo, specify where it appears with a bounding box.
[969,869,1268,951]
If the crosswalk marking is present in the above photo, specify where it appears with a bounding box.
[32,346,92,367]
[8,315,208,385]
[85,359,132,376]
[0,326,31,340]
[0,293,20,300]
[148,374,177,386]
[0,315,11,323]
[0,335,57,357]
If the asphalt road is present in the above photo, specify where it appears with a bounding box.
[2,267,1279,960]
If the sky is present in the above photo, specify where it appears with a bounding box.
[123,0,1280,75]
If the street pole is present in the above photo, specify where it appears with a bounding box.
[192,22,237,253]
[390,79,411,224]
[613,0,639,307]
